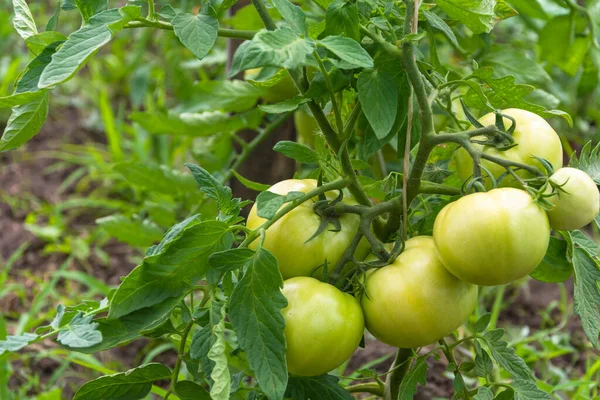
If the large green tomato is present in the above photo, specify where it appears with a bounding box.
[545,167,599,230]
[247,179,368,279]
[282,277,364,376]
[433,188,550,286]
[361,236,477,348]
[455,108,563,186]
[294,107,319,148]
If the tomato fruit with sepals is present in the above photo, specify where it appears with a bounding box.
[455,108,563,186]
[545,167,599,230]
[247,179,368,279]
[282,277,364,376]
[433,188,550,286]
[360,236,477,348]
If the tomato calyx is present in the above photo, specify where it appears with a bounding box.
[305,189,344,244]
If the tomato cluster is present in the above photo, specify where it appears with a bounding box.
[246,109,599,376]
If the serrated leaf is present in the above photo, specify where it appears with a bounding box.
[38,9,128,88]
[259,96,308,113]
[474,340,493,379]
[113,162,197,194]
[424,10,459,48]
[0,92,49,152]
[474,386,494,400]
[0,333,38,355]
[96,215,163,247]
[173,11,219,61]
[539,15,591,76]
[208,304,230,400]
[12,0,38,40]
[230,247,288,400]
[108,220,232,319]
[175,381,210,400]
[285,375,353,400]
[323,0,360,40]
[73,363,171,400]
[231,170,271,192]
[480,46,551,86]
[475,313,492,333]
[56,312,102,348]
[570,242,600,346]
[569,141,600,185]
[530,237,572,283]
[273,140,319,163]
[190,325,215,379]
[318,35,373,69]
[357,70,398,138]
[255,190,305,219]
[571,230,600,257]
[436,0,495,34]
[271,0,307,35]
[209,248,255,272]
[397,357,427,400]
[483,329,533,379]
[511,379,552,400]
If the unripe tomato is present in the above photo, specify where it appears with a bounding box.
[293,107,319,148]
[247,179,368,279]
[455,109,563,186]
[282,277,364,376]
[433,188,550,286]
[544,167,599,230]
[361,237,477,348]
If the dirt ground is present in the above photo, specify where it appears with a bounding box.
[0,110,595,399]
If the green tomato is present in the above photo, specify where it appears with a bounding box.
[433,188,550,286]
[545,167,599,230]
[282,277,364,376]
[247,179,368,279]
[455,108,563,186]
[294,107,319,148]
[361,236,477,348]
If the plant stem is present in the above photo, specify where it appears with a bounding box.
[313,51,344,135]
[124,20,257,40]
[224,113,290,182]
[384,348,413,400]
[164,321,194,400]
[346,382,385,396]
[439,339,471,400]
[147,0,156,20]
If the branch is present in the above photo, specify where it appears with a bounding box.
[124,19,258,40]
[346,382,385,396]
[384,348,413,400]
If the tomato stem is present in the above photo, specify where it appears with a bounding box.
[384,347,414,400]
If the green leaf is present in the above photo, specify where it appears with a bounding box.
[506,0,548,19]
[172,11,219,61]
[186,164,249,222]
[208,304,230,400]
[271,0,307,35]
[474,340,493,379]
[357,70,398,139]
[435,0,496,34]
[285,375,353,399]
[397,357,428,400]
[259,96,309,113]
[0,333,38,355]
[74,0,108,21]
[475,313,492,333]
[323,0,360,40]
[56,312,102,348]
[231,170,271,192]
[46,1,61,30]
[568,142,600,185]
[273,140,319,163]
[230,247,288,400]
[24,31,67,55]
[424,10,459,48]
[108,219,232,319]
[73,363,171,400]
[539,15,591,76]
[318,35,374,68]
[480,45,551,86]
[209,248,255,272]
[12,0,38,39]
[483,329,533,379]
[511,379,552,400]
[188,80,265,112]
[494,1,518,21]
[175,381,211,400]
[571,230,600,257]
[570,243,600,346]
[96,215,163,247]
[473,386,494,400]
[129,109,262,136]
[255,190,305,219]
[530,237,573,283]
[38,8,130,88]
[231,28,316,73]
[113,162,198,195]
[0,92,49,152]
[12,41,62,95]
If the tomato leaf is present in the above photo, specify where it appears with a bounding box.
[285,375,353,400]
[482,329,534,380]
[259,96,309,113]
[229,247,288,400]
[530,237,573,283]
[271,0,307,36]
[273,140,319,163]
[474,340,493,379]
[231,170,271,192]
[568,141,600,185]
[114,162,198,195]
[0,333,38,356]
[570,240,600,347]
[0,92,49,152]
[209,248,255,272]
[73,363,171,400]
[475,313,492,333]
[12,0,38,40]
[175,381,211,400]
[473,386,494,400]
[56,312,102,348]
[357,70,398,139]
[208,304,231,400]
[96,215,164,247]
[510,379,552,400]
[255,190,305,219]
[435,0,495,34]
[172,10,219,61]
[397,357,428,400]
[318,36,374,69]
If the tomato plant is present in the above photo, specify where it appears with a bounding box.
[2,0,600,399]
